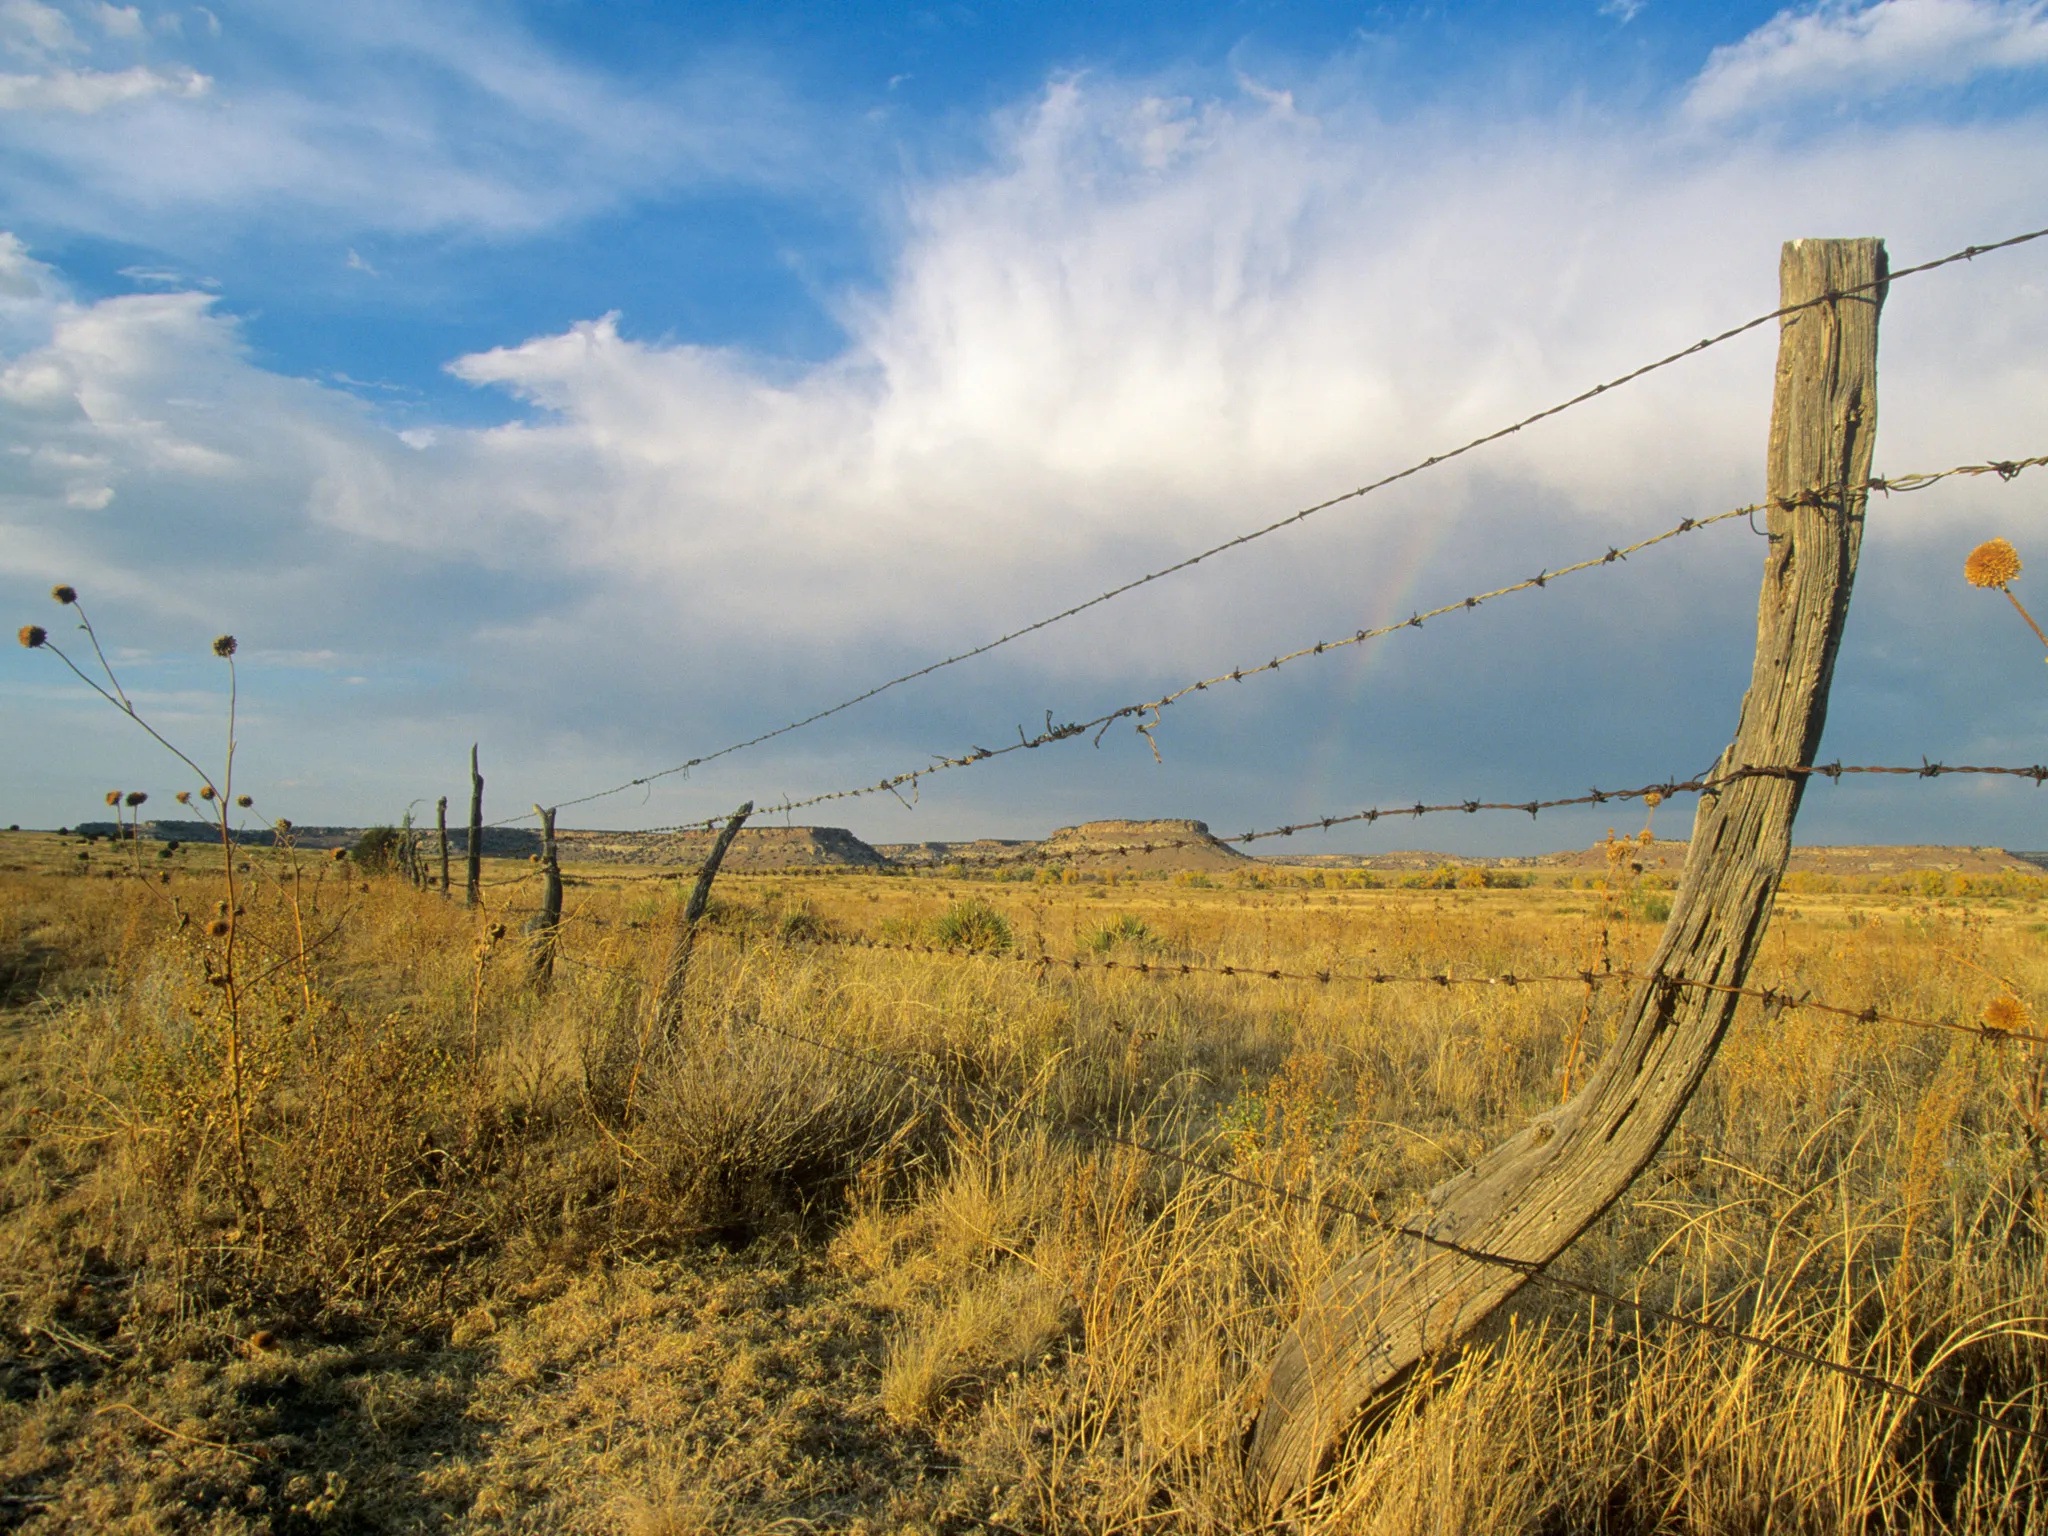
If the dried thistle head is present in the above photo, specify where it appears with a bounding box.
[1966,538,2022,589]
[330,848,347,861]
[50,585,76,605]
[105,790,121,806]
[206,918,230,938]
[236,794,252,808]
[1984,994,2033,1033]
[212,634,238,658]
[175,790,191,804]
[1644,791,1663,809]
[18,624,45,649]
[198,784,217,801]
[125,791,147,807]
[274,818,291,833]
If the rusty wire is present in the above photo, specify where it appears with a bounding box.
[543,925,2048,1453]
[873,758,2048,868]
[497,226,2048,829]
[626,455,2045,836]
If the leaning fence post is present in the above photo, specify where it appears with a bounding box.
[529,804,562,989]
[466,744,483,909]
[651,801,753,1043]
[1245,237,1887,1510]
[437,796,450,898]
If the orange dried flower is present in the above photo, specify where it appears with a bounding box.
[125,791,146,807]
[212,635,238,658]
[1965,538,2022,589]
[236,794,252,808]
[50,585,76,605]
[105,790,121,806]
[1984,994,2032,1033]
[198,785,217,801]
[206,918,230,938]
[18,625,45,648]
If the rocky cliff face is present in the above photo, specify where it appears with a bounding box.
[555,825,885,870]
[1040,818,1248,871]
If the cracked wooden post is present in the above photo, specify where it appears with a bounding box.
[529,804,562,990]
[466,744,483,909]
[1246,237,1887,1511]
[651,801,753,1043]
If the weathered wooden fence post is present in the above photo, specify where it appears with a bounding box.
[1245,237,1887,1510]
[437,796,451,898]
[529,804,562,989]
[651,802,753,1043]
[466,745,483,909]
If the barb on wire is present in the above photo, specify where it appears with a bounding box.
[859,757,2048,871]
[556,921,2048,1455]
[632,456,2043,834]
[774,928,2048,1050]
[495,226,2048,828]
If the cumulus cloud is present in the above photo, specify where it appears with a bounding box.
[1687,0,2048,120]
[6,69,2048,838]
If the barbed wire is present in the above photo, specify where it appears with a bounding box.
[626,456,2046,835]
[547,925,2048,1454]
[889,758,2048,868]
[776,928,2048,1050]
[494,227,2048,829]
[474,755,2048,882]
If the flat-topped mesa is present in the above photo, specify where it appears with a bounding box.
[1042,817,1248,871]
[555,825,886,871]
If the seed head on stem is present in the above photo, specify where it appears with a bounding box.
[1965,537,2048,655]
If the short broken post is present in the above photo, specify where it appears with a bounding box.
[466,745,483,909]
[651,802,753,1044]
[528,805,562,989]
[437,796,451,898]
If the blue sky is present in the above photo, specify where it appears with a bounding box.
[4,0,2048,854]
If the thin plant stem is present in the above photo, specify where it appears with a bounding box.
[37,641,217,794]
[2003,585,2048,652]
[68,599,133,715]
[218,653,251,1212]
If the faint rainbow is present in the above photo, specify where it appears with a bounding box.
[1289,514,1449,840]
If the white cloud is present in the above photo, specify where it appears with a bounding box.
[0,62,208,112]
[1688,0,2048,119]
[0,0,78,60]
[0,5,815,242]
[5,71,2048,834]
[93,4,143,40]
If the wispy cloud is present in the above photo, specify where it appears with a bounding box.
[0,62,207,112]
[1688,0,2048,119]
[0,3,820,245]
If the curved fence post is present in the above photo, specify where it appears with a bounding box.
[1246,236,1888,1510]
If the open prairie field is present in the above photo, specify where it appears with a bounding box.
[5,829,2048,1533]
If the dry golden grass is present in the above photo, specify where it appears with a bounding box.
[3,828,2048,1532]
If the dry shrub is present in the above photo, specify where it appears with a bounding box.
[633,1010,927,1239]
